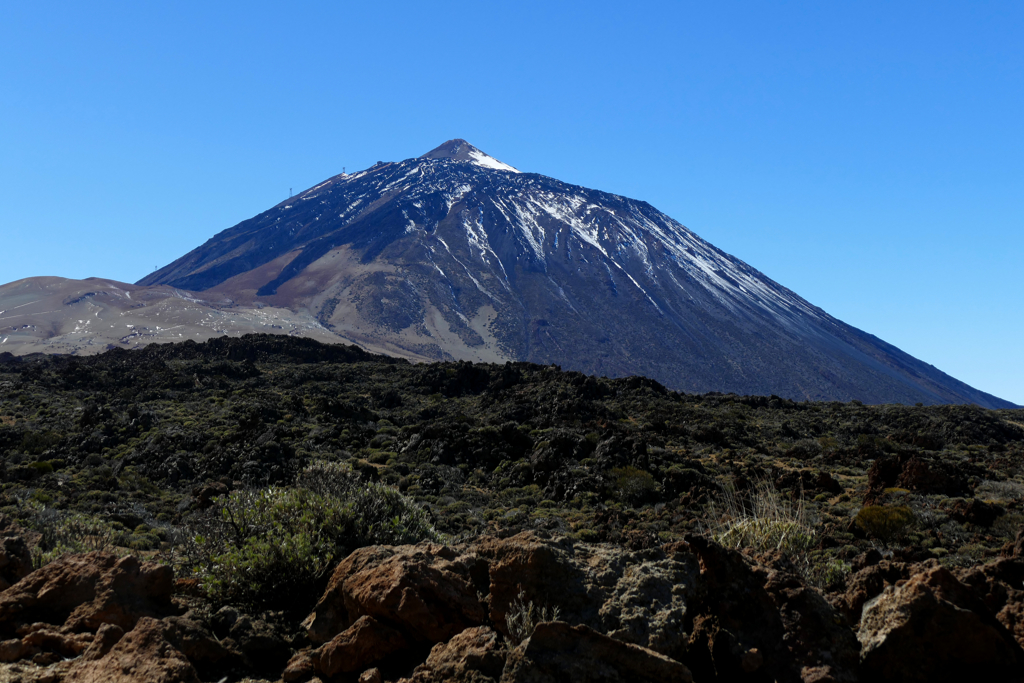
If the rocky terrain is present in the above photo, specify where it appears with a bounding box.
[0,277,364,358]
[0,334,1021,681]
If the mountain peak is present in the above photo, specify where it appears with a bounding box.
[420,139,519,173]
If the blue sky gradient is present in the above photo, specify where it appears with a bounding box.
[1,1,1021,404]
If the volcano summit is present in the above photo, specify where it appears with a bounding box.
[3,140,1013,407]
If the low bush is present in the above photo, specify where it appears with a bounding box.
[609,466,658,506]
[15,501,118,568]
[176,461,442,610]
[855,505,915,543]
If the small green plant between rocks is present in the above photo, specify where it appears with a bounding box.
[505,587,562,646]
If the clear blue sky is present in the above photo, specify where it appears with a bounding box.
[1,1,1021,405]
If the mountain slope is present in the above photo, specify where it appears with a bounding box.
[136,140,1014,408]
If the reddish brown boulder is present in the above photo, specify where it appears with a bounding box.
[191,480,229,509]
[0,552,173,636]
[65,617,200,683]
[360,668,384,683]
[0,553,114,631]
[318,615,408,677]
[0,636,35,662]
[956,555,1024,649]
[859,565,1024,682]
[834,560,917,624]
[949,498,1003,527]
[20,626,92,657]
[303,543,487,645]
[282,650,317,682]
[64,554,174,632]
[161,615,237,675]
[80,623,125,661]
[501,621,691,683]
[411,626,505,682]
[475,534,585,635]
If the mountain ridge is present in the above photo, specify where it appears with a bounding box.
[129,139,1014,408]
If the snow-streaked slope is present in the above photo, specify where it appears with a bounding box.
[135,140,1016,408]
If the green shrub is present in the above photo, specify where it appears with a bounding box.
[18,503,118,568]
[505,587,561,645]
[855,505,915,543]
[609,466,658,506]
[177,487,356,608]
[28,461,54,475]
[804,554,852,590]
[176,461,442,610]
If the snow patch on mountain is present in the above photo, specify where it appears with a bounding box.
[468,149,520,173]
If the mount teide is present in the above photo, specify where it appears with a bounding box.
[128,139,1012,408]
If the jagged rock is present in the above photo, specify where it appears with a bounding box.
[0,535,32,592]
[674,535,787,681]
[65,617,200,683]
[282,650,317,682]
[64,555,174,632]
[360,668,384,683]
[500,621,691,683]
[956,555,1024,649]
[161,615,237,676]
[80,623,124,661]
[0,553,173,637]
[476,531,700,656]
[411,626,505,682]
[597,547,698,655]
[303,544,488,645]
[317,615,408,677]
[20,626,91,657]
[303,532,861,682]
[859,565,1024,681]
[190,480,229,509]
[834,560,916,624]
[757,553,860,683]
[949,498,1003,527]
[223,614,291,672]
[0,637,35,663]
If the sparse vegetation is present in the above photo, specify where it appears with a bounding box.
[505,587,562,645]
[855,505,916,544]
[0,334,1021,619]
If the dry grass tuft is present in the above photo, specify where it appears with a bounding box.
[703,477,817,555]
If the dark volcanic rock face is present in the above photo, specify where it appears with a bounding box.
[138,140,1013,407]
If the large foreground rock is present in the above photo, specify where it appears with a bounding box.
[0,552,173,636]
[65,617,199,683]
[303,544,488,645]
[318,615,408,677]
[0,535,32,593]
[501,621,691,683]
[303,532,863,682]
[858,565,1024,682]
[404,626,506,683]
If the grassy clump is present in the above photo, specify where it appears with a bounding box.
[705,478,816,555]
